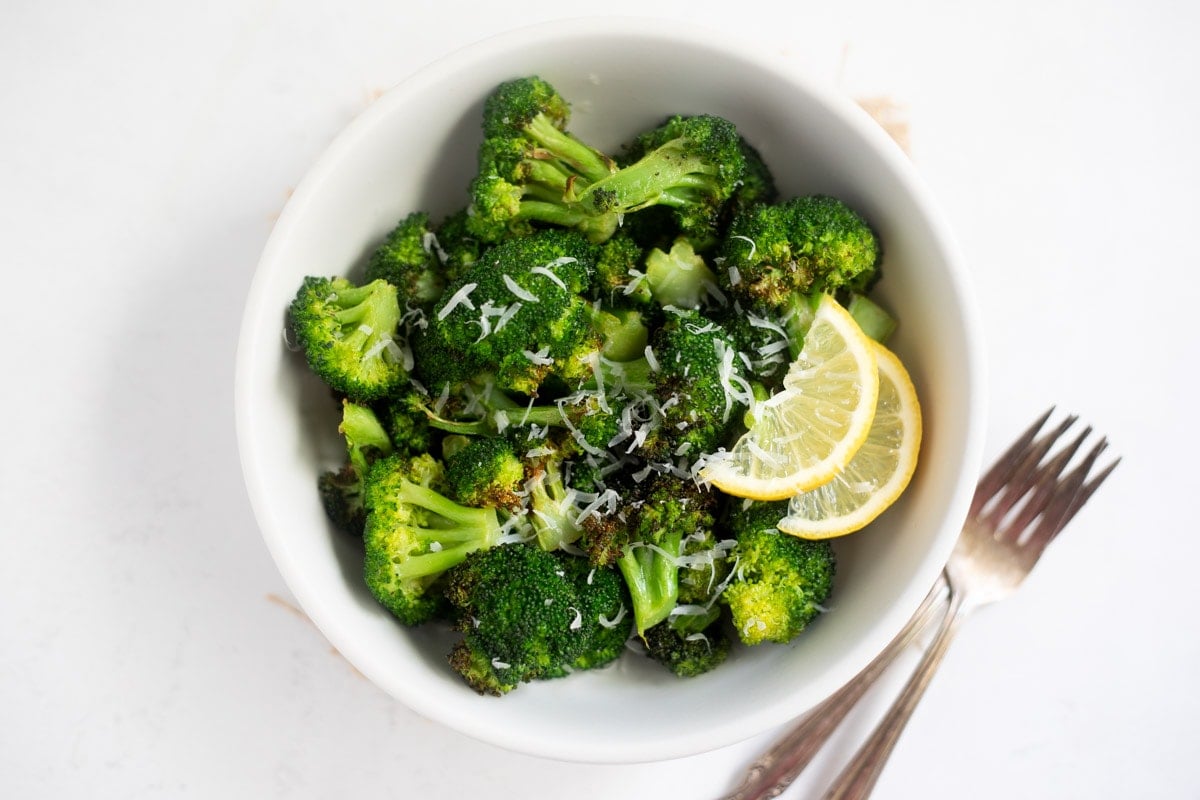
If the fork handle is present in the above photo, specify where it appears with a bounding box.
[820,587,969,800]
[717,579,948,800]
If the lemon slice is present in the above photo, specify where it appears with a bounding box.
[702,294,879,500]
[778,340,922,538]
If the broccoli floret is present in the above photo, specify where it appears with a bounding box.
[364,211,445,310]
[289,276,407,402]
[413,376,627,457]
[318,466,368,538]
[523,440,585,552]
[725,136,779,222]
[642,620,731,677]
[555,557,634,672]
[445,435,526,511]
[714,296,813,391]
[362,453,507,626]
[466,76,619,244]
[318,400,395,538]
[593,231,653,308]
[643,237,722,310]
[376,387,433,457]
[578,114,746,248]
[416,229,602,395]
[672,527,735,634]
[409,320,477,391]
[445,542,627,694]
[431,208,484,284]
[720,195,881,311]
[721,500,836,645]
[625,308,751,461]
[616,475,719,637]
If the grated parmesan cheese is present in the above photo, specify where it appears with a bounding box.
[503,274,540,303]
[530,264,568,289]
[494,301,522,332]
[643,344,660,372]
[436,282,478,320]
[729,234,757,260]
[523,347,554,366]
[598,605,628,629]
[422,230,448,263]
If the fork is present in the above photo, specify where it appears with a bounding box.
[721,408,1119,800]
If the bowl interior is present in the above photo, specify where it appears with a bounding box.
[236,18,985,763]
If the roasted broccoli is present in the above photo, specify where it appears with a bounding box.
[593,231,653,309]
[445,542,631,694]
[317,399,394,537]
[282,76,911,694]
[466,76,618,244]
[642,619,731,678]
[444,435,526,511]
[579,114,746,248]
[362,453,508,626]
[289,276,407,402]
[376,387,433,457]
[613,474,720,636]
[364,211,445,311]
[414,229,604,395]
[721,500,836,645]
[720,195,881,311]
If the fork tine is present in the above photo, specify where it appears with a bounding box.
[1063,454,1122,522]
[1019,438,1119,557]
[969,407,1055,517]
[978,415,1081,529]
[993,425,1094,538]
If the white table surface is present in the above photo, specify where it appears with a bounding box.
[4,2,1196,798]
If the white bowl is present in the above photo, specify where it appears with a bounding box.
[235,17,987,764]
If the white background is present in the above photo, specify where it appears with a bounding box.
[3,1,1197,798]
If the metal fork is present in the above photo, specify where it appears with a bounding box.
[721,408,1119,800]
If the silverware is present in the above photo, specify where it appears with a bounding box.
[721,408,1119,800]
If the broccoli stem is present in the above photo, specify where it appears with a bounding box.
[846,293,897,344]
[513,200,619,243]
[587,307,650,362]
[525,114,615,183]
[391,480,504,579]
[339,400,393,474]
[523,160,574,193]
[600,356,654,392]
[578,146,717,214]
[644,238,718,309]
[528,462,583,551]
[618,530,683,636]
[328,284,402,355]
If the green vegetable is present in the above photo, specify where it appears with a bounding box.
[445,542,632,695]
[362,453,507,626]
[285,75,900,695]
[288,276,406,402]
[721,500,836,645]
[721,195,881,311]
